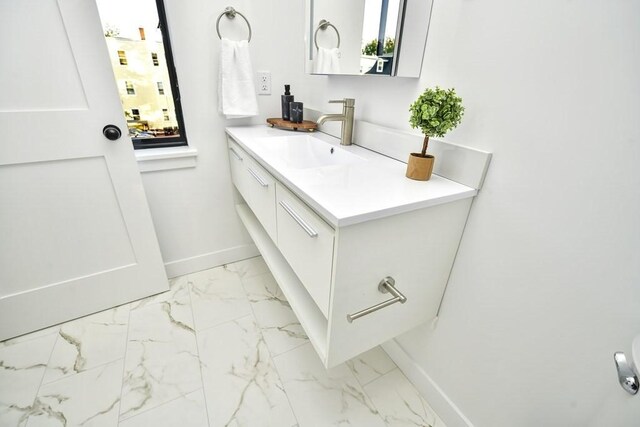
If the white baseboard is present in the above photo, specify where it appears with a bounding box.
[382,339,474,427]
[163,244,260,278]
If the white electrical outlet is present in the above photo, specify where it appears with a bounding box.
[256,71,271,95]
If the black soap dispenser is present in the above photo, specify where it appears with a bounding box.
[281,85,294,121]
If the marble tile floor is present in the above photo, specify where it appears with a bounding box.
[0,256,445,427]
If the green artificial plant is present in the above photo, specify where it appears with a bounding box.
[409,87,464,157]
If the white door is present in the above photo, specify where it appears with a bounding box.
[0,0,169,340]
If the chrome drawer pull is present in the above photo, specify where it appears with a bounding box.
[228,146,243,161]
[347,277,407,323]
[279,200,318,238]
[248,168,268,187]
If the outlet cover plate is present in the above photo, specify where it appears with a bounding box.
[256,71,271,95]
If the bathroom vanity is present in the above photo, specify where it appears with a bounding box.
[225,125,487,368]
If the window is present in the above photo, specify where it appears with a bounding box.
[117,50,127,65]
[98,0,187,149]
[125,81,135,95]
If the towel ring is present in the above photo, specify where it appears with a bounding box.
[216,6,252,42]
[314,19,340,50]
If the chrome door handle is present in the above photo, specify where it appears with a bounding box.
[614,352,639,395]
[279,201,318,237]
[247,168,268,187]
[229,147,243,161]
[347,277,407,323]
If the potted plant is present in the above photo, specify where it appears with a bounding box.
[407,87,464,181]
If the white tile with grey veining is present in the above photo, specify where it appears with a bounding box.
[365,368,444,427]
[346,346,396,386]
[119,388,208,427]
[26,359,123,427]
[197,315,297,427]
[119,278,201,421]
[42,304,130,384]
[0,333,57,427]
[0,325,60,349]
[187,266,252,331]
[223,256,270,279]
[241,272,308,356]
[129,275,192,321]
[273,343,386,427]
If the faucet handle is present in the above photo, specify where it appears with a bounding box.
[328,98,355,107]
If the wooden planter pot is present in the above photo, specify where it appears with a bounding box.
[406,153,435,181]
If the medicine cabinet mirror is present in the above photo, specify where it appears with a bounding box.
[304,0,433,77]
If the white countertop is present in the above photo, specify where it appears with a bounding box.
[226,126,477,227]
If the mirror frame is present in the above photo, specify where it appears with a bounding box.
[304,0,434,78]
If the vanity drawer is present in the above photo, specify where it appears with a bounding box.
[228,139,277,242]
[227,140,247,192]
[276,183,334,318]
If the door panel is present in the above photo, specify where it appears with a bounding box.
[0,0,168,340]
[0,157,136,296]
[0,0,87,112]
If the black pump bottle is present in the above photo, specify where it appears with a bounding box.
[281,85,294,120]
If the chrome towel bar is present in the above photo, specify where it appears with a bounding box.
[314,19,340,50]
[216,6,252,42]
[347,277,406,323]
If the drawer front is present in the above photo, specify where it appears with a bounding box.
[276,183,334,318]
[242,154,277,242]
[228,140,247,193]
[228,139,277,242]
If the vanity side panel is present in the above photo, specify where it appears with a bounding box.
[325,198,472,367]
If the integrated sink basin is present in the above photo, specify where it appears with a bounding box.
[255,135,365,169]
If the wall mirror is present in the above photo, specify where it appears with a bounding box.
[304,0,433,78]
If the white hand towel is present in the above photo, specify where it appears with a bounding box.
[218,38,258,119]
[314,47,341,74]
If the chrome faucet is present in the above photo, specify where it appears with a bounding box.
[316,98,355,146]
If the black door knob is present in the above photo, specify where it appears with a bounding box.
[102,125,122,141]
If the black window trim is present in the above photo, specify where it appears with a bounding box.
[133,0,187,150]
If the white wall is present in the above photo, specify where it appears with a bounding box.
[141,0,639,423]
[302,0,640,425]
[140,0,313,277]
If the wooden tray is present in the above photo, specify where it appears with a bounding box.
[266,118,317,132]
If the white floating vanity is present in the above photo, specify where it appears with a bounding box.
[225,124,490,368]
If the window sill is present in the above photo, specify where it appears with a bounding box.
[135,146,198,172]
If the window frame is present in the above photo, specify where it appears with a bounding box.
[132,0,187,150]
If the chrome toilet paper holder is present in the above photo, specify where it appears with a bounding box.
[346,277,407,323]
